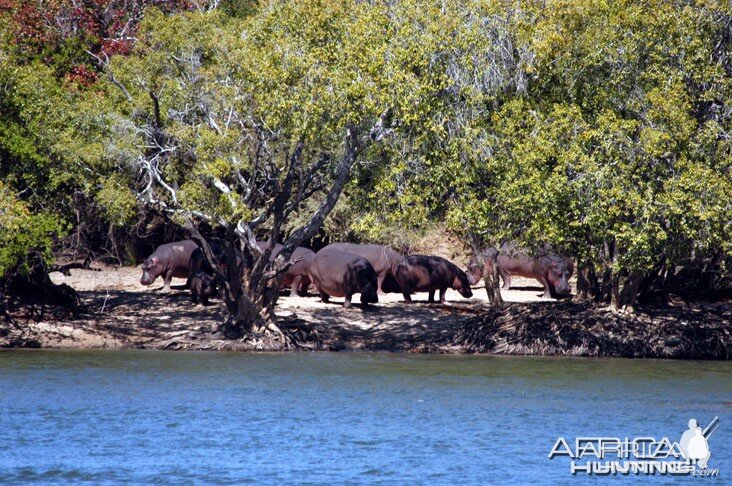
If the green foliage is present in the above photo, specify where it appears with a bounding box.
[345,1,731,278]
[96,173,138,227]
[0,55,112,231]
[93,1,470,235]
[478,1,731,273]
[219,0,259,19]
[0,182,66,277]
[0,2,192,279]
[1,0,730,308]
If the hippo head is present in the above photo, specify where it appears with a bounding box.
[359,270,379,305]
[140,256,162,285]
[360,280,378,305]
[194,272,217,298]
[452,269,474,299]
[545,257,574,296]
[465,257,482,285]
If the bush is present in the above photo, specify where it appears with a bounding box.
[0,182,66,285]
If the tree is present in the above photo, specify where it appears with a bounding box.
[452,1,732,310]
[92,4,406,341]
[338,0,732,311]
[4,0,729,324]
[0,0,199,301]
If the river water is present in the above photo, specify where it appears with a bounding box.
[0,351,729,484]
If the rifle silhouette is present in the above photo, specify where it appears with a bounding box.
[703,416,719,439]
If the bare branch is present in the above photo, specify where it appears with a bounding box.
[283,124,363,253]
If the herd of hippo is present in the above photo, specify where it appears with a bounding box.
[139,240,575,307]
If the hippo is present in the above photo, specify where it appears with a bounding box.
[308,248,378,308]
[321,243,403,293]
[395,255,473,303]
[281,247,316,296]
[259,242,315,296]
[189,271,216,305]
[189,239,229,276]
[466,244,574,298]
[257,241,316,297]
[140,240,198,291]
[189,239,314,296]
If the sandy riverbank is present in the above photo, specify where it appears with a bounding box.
[1,265,729,358]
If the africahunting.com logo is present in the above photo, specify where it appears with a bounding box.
[548,417,720,476]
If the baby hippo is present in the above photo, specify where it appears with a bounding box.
[189,271,217,306]
[395,255,473,304]
[308,248,378,308]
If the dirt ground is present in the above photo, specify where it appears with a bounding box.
[0,264,551,351]
[3,265,728,357]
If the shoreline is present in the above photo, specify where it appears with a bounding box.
[2,347,728,363]
[1,266,730,359]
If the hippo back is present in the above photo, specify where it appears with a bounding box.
[396,254,472,299]
[499,242,574,296]
[256,241,285,260]
[154,240,198,268]
[283,246,316,288]
[397,255,448,288]
[323,243,403,274]
[256,241,315,288]
[310,248,377,300]
[291,246,316,267]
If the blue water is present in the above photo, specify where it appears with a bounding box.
[0,351,730,484]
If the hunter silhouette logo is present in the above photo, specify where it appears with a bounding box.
[679,417,718,469]
[548,416,720,476]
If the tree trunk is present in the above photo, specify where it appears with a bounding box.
[577,262,599,302]
[482,251,504,308]
[465,230,503,309]
[610,272,621,309]
[616,270,643,312]
[598,238,616,304]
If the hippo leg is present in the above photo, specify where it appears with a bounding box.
[402,285,413,303]
[162,271,173,292]
[318,290,330,303]
[298,277,311,296]
[538,276,552,298]
[439,287,448,304]
[428,290,436,303]
[289,276,302,298]
[501,272,511,290]
[377,273,385,294]
[343,292,352,308]
[401,282,413,303]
